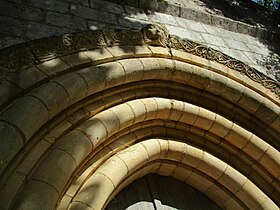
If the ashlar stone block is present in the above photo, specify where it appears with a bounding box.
[0,95,48,141]
[72,172,114,210]
[77,66,106,96]
[185,171,213,193]
[31,149,77,193]
[54,129,93,166]
[13,180,59,210]
[53,72,87,105]
[0,122,23,176]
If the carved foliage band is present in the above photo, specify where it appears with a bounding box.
[167,34,280,96]
[0,24,279,97]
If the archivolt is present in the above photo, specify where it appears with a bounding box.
[69,138,277,210]
[9,97,279,209]
[0,26,279,210]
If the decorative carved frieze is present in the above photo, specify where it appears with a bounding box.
[0,24,279,97]
[0,45,35,82]
[27,31,107,63]
[142,24,280,97]
[103,29,144,46]
[166,33,280,95]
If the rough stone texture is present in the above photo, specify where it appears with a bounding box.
[0,122,23,176]
[0,57,278,208]
[90,0,125,14]
[12,180,59,210]
[65,138,277,209]
[0,1,279,210]
[46,11,87,31]
[0,0,279,81]
[29,0,69,13]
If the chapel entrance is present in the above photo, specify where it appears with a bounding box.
[107,174,222,210]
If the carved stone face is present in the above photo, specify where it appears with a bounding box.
[145,24,163,39]
[142,24,168,47]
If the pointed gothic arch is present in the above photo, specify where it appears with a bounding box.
[0,25,279,210]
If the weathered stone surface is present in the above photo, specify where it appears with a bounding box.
[118,16,148,29]
[209,115,233,138]
[0,171,26,210]
[0,122,23,176]
[223,38,250,51]
[36,58,70,75]
[6,66,47,90]
[186,171,213,193]
[46,12,87,31]
[119,58,144,82]
[197,152,227,180]
[0,81,22,108]
[193,108,216,131]
[90,0,124,14]
[201,33,227,47]
[0,2,279,209]
[88,20,123,31]
[29,81,69,117]
[16,140,51,175]
[149,12,178,26]
[140,58,161,80]
[246,43,270,55]
[0,1,44,22]
[28,0,69,13]
[0,0,278,84]
[225,123,252,149]
[219,79,245,102]
[12,180,59,210]
[238,87,263,113]
[177,18,207,33]
[224,198,245,209]
[60,52,92,69]
[111,103,135,128]
[83,48,113,64]
[26,22,74,40]
[0,16,24,37]
[127,100,147,124]
[57,194,72,210]
[259,146,280,178]
[77,117,108,147]
[205,184,231,206]
[0,36,25,50]
[53,72,87,104]
[157,162,177,176]
[99,62,126,88]
[71,5,118,25]
[65,0,89,6]
[104,29,144,46]
[236,180,265,209]
[219,47,252,64]
[31,149,76,193]
[54,130,93,165]
[0,95,49,141]
[71,173,114,209]
[68,201,94,210]
[76,65,106,95]
[124,5,148,20]
[166,25,205,43]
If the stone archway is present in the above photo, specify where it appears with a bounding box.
[0,25,279,210]
[106,174,222,210]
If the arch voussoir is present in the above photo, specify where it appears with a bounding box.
[0,26,279,210]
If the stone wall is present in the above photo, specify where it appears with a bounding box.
[0,2,280,209]
[0,0,279,81]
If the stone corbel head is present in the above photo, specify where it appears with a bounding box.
[142,24,169,47]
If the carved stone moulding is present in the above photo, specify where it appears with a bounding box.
[0,45,36,82]
[0,24,279,97]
